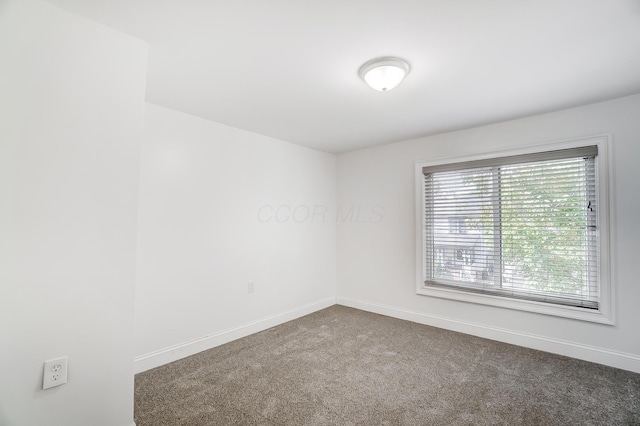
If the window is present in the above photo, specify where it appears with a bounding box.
[415,136,613,324]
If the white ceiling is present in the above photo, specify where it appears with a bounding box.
[46,0,640,153]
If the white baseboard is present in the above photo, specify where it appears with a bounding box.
[134,297,336,373]
[337,297,640,374]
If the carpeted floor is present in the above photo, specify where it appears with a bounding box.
[135,305,640,425]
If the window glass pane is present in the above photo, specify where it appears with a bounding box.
[428,167,497,287]
[500,158,595,302]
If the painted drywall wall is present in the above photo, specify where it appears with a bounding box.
[0,1,147,425]
[134,103,336,370]
[337,94,640,371]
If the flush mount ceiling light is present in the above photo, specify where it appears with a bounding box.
[358,57,411,92]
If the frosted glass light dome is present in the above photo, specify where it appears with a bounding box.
[358,57,410,91]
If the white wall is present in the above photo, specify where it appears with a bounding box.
[337,94,640,372]
[0,1,147,425]
[134,103,336,371]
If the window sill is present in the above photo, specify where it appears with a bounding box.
[417,285,614,325]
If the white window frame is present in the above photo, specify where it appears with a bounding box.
[415,135,614,324]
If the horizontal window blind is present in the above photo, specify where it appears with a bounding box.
[423,146,599,309]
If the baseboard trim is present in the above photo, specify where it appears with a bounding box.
[337,297,640,373]
[134,297,336,373]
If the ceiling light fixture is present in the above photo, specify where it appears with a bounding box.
[358,57,411,92]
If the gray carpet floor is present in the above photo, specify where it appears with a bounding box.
[135,305,640,425]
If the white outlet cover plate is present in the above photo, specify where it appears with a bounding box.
[43,356,68,390]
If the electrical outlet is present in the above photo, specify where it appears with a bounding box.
[248,282,255,293]
[43,356,68,390]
